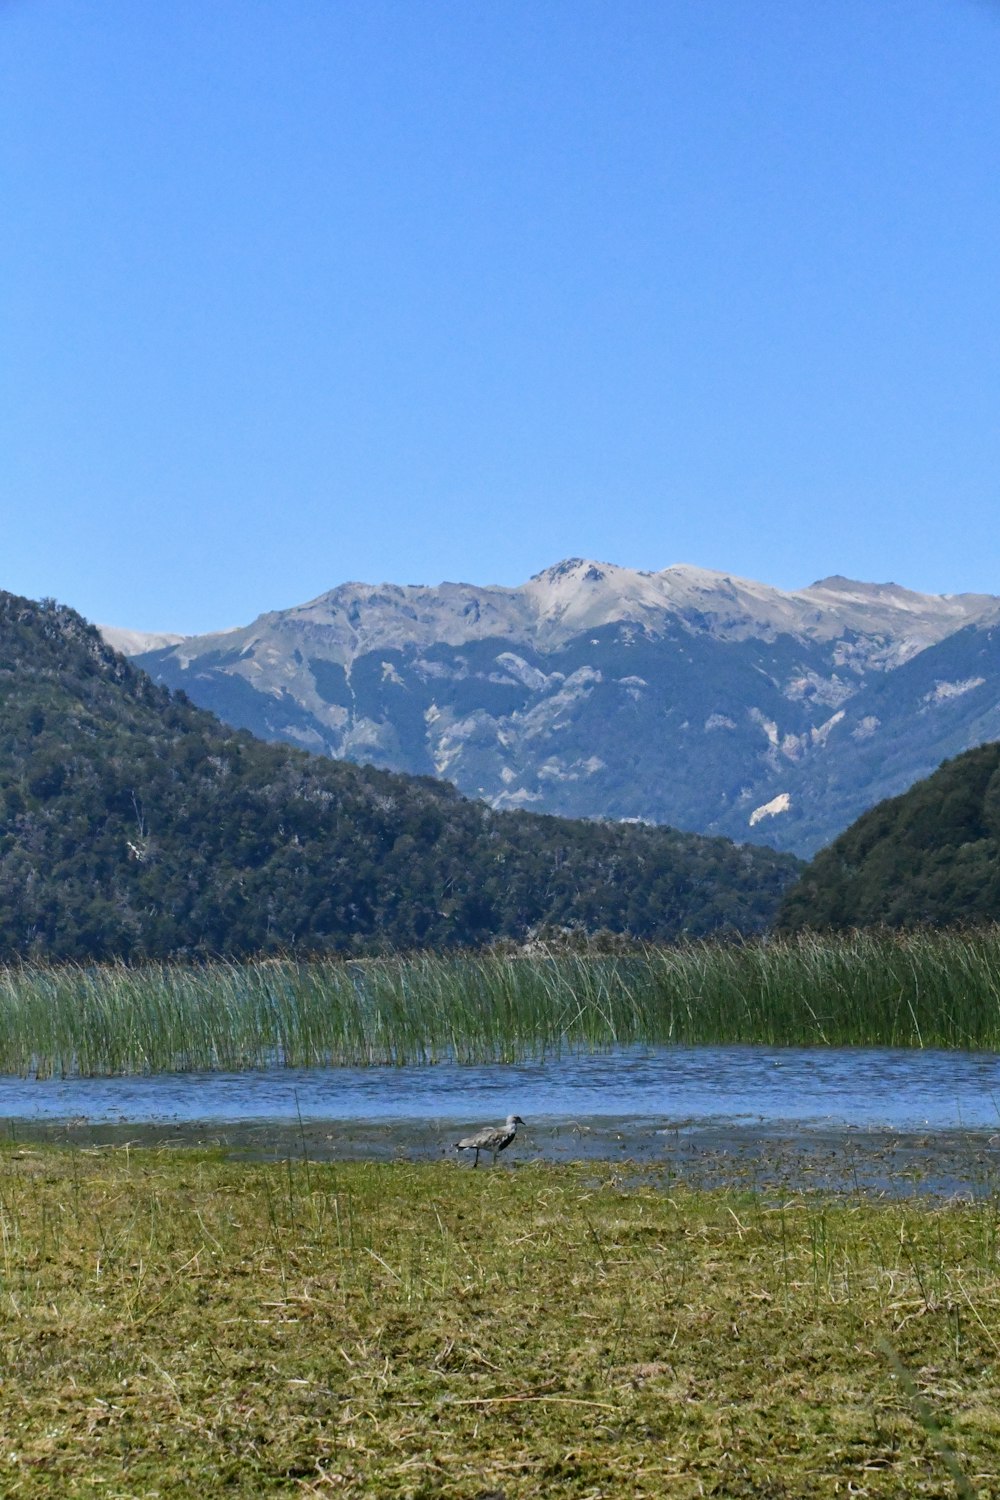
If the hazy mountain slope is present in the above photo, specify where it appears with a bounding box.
[99,626,185,655]
[120,559,1000,857]
[0,591,799,960]
[776,741,1000,932]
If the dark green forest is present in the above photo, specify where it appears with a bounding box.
[0,592,799,960]
[778,741,1000,933]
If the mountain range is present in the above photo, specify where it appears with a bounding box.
[1,589,796,960]
[105,559,1000,856]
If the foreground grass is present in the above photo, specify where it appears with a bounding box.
[0,1150,998,1495]
[4,927,1000,1076]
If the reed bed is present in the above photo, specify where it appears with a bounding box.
[1,927,1000,1076]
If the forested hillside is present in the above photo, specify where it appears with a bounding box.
[777,741,1000,932]
[0,593,799,959]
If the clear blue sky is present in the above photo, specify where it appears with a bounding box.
[3,0,999,633]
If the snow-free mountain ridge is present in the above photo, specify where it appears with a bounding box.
[99,626,185,656]
[139,560,998,663]
[111,559,1000,856]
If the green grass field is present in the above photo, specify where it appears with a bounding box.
[0,1146,998,1496]
[2,927,1000,1077]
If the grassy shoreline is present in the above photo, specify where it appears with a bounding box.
[0,1147,998,1496]
[2,928,1000,1076]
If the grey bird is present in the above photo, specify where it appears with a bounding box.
[455,1113,526,1168]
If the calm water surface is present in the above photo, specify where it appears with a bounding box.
[2,1045,999,1131]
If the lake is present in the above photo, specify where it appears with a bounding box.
[2,1043,999,1131]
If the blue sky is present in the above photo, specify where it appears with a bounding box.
[3,0,1000,634]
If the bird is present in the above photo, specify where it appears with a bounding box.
[454,1114,526,1168]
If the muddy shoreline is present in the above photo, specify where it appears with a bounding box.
[4,1114,998,1198]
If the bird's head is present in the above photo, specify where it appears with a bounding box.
[507,1114,526,1126]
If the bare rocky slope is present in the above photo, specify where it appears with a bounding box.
[116,559,1000,856]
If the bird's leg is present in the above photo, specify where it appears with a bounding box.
[473,1149,480,1169]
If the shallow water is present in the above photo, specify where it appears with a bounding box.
[2,1043,999,1131]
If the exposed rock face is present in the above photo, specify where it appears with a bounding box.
[109,559,1000,855]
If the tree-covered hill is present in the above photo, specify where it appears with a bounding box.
[0,592,800,959]
[777,741,1000,933]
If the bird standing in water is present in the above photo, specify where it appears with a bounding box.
[455,1114,526,1168]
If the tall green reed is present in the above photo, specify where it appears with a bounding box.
[0,927,998,1076]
